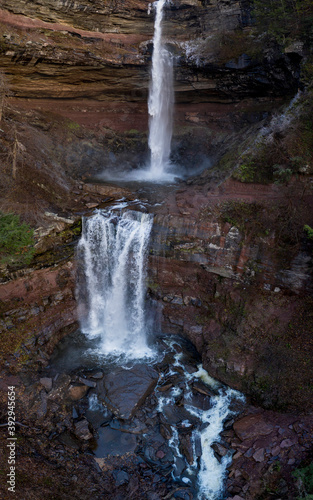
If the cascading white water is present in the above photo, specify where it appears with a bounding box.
[77,210,153,358]
[156,341,245,499]
[147,0,174,179]
[190,383,244,499]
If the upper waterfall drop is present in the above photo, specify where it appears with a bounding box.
[97,0,178,183]
[147,0,174,179]
[77,209,154,359]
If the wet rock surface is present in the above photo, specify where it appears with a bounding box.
[0,177,312,498]
[225,409,313,499]
[0,332,312,499]
[0,1,311,499]
[148,178,313,413]
[0,0,301,103]
[0,335,245,499]
[98,364,158,419]
[0,0,304,191]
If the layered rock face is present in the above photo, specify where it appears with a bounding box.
[0,3,311,499]
[0,261,77,372]
[0,0,310,411]
[0,0,300,101]
[0,0,302,182]
[148,179,313,411]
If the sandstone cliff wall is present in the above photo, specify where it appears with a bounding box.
[147,179,313,411]
[0,0,300,102]
[0,0,302,182]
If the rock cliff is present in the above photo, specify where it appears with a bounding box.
[0,0,301,154]
[0,0,301,101]
[148,178,313,412]
[0,0,304,197]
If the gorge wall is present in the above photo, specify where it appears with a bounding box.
[0,2,312,499]
[1,173,312,414]
[0,0,303,180]
[0,0,301,101]
[148,178,313,412]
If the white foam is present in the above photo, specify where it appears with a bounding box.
[77,210,154,359]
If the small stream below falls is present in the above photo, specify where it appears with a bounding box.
[49,333,245,500]
[47,205,245,500]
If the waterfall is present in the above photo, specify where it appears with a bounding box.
[98,0,177,183]
[77,210,154,358]
[155,341,245,499]
[147,0,174,179]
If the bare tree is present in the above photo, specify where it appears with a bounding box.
[12,127,18,180]
[10,126,26,180]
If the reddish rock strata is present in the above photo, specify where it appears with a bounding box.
[225,408,313,499]
[148,178,313,412]
[0,261,77,372]
[0,0,312,498]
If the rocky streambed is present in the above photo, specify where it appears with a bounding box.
[49,331,247,499]
[0,328,312,500]
[0,333,246,499]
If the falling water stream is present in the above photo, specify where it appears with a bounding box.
[98,0,177,183]
[147,0,174,179]
[77,209,153,358]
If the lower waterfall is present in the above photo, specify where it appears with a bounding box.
[77,209,153,358]
[68,208,245,499]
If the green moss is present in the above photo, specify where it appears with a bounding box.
[216,149,238,175]
[195,310,214,325]
[293,462,313,498]
[253,0,313,46]
[304,224,313,240]
[233,158,257,183]
[233,90,313,184]
[233,140,277,184]
[147,279,159,292]
[217,29,263,63]
[0,211,35,266]
[219,201,268,238]
[67,121,80,132]
[58,219,82,239]
[302,57,313,89]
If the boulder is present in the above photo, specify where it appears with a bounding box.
[179,433,194,465]
[233,414,274,441]
[74,418,92,441]
[48,374,71,401]
[211,441,229,458]
[40,377,52,392]
[67,384,89,401]
[253,448,265,462]
[162,404,199,426]
[192,380,217,397]
[98,364,158,419]
[113,470,129,486]
[78,376,96,388]
[94,427,137,458]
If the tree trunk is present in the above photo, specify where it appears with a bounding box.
[12,136,18,180]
